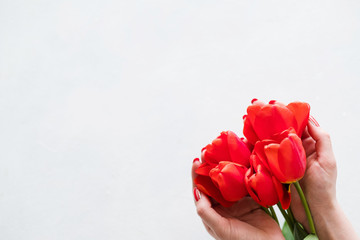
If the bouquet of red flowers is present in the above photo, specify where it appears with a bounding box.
[194,99,318,240]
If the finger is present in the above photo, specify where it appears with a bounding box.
[215,196,260,218]
[302,121,318,154]
[192,160,220,238]
[307,120,333,157]
[302,136,316,157]
[194,188,228,234]
[301,125,311,140]
[202,220,217,239]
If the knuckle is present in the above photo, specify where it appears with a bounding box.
[322,131,331,140]
[328,158,337,169]
[196,205,206,217]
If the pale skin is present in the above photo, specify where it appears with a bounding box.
[192,120,360,240]
[290,120,359,240]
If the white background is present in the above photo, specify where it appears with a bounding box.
[1,0,360,239]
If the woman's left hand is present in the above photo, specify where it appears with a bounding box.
[192,160,284,240]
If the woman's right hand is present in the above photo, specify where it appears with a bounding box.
[290,117,359,239]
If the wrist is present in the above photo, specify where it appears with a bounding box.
[311,197,338,218]
[311,198,338,223]
[312,200,359,240]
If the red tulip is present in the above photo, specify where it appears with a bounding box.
[209,161,248,202]
[243,99,310,145]
[194,173,235,207]
[201,131,251,167]
[194,131,251,207]
[245,154,291,209]
[253,128,306,183]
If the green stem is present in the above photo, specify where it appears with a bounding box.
[287,207,295,226]
[277,203,294,231]
[269,206,279,225]
[261,206,271,216]
[294,181,316,235]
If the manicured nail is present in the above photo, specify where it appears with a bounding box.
[309,115,320,127]
[193,187,201,202]
[309,117,316,126]
[251,98,258,104]
[193,158,200,164]
[269,100,276,104]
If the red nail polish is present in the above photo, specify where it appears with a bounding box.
[309,116,320,127]
[193,187,201,202]
[193,158,200,164]
[309,117,316,126]
[251,98,258,104]
[269,100,276,104]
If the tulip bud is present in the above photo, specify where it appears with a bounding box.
[201,131,251,167]
[263,128,306,183]
[245,155,280,207]
[194,131,252,207]
[209,161,248,202]
[243,99,310,145]
[245,155,291,209]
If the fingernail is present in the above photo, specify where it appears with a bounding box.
[269,100,276,104]
[193,158,200,164]
[251,98,258,104]
[309,115,320,127]
[193,187,201,202]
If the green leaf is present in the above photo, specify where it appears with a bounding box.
[303,234,319,240]
[294,222,308,240]
[282,221,295,240]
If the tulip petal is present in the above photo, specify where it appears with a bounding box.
[245,159,279,207]
[202,131,251,167]
[210,162,248,202]
[253,140,274,171]
[195,162,214,176]
[194,175,235,207]
[241,137,254,152]
[201,132,234,164]
[287,102,310,136]
[246,99,266,129]
[254,104,297,140]
[272,176,291,210]
[277,134,306,183]
[243,116,260,145]
[227,131,251,167]
[264,143,287,182]
[245,168,260,203]
[271,128,297,142]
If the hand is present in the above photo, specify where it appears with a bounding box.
[290,118,337,230]
[290,118,359,239]
[192,160,284,240]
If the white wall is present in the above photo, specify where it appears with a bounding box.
[1,0,359,239]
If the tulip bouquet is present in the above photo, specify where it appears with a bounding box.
[194,99,318,240]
